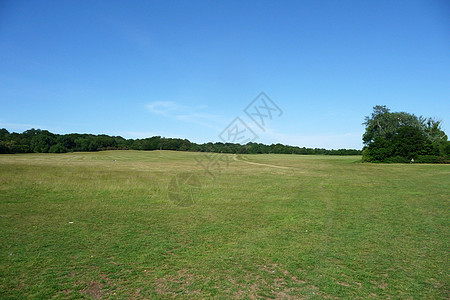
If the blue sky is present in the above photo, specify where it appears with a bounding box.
[0,0,449,149]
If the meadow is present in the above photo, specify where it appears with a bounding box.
[0,150,448,299]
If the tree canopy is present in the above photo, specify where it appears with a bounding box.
[362,106,449,163]
[0,128,361,156]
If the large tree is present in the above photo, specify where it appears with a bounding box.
[362,105,422,145]
[363,106,449,163]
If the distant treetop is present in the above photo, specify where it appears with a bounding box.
[0,128,361,156]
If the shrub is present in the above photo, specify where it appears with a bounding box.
[415,155,449,164]
[385,156,410,163]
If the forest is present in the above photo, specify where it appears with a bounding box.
[0,128,361,155]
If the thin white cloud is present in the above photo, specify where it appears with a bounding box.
[144,102,364,149]
[145,101,225,129]
[146,101,184,115]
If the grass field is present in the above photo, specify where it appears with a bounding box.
[0,150,448,299]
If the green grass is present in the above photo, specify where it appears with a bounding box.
[0,150,448,299]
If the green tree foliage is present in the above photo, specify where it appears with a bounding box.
[0,128,362,156]
[362,105,422,145]
[31,130,56,153]
[363,106,449,163]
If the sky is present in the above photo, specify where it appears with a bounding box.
[0,0,449,149]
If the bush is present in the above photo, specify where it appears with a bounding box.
[385,156,410,163]
[415,155,449,164]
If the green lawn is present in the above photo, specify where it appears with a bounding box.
[0,151,448,299]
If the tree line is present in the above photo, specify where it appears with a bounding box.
[362,106,449,163]
[0,128,361,155]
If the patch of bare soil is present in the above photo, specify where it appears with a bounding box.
[154,269,202,296]
[80,281,102,299]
